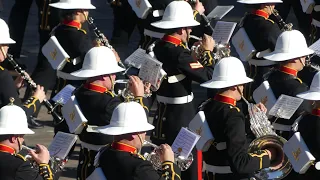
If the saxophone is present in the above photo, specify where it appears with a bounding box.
[242,96,292,180]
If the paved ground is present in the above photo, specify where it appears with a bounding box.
[0,0,299,179]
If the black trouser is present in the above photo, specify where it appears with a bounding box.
[275,0,311,42]
[110,0,144,59]
[77,147,98,180]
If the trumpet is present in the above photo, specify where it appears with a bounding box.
[190,36,231,61]
[114,79,152,100]
[142,141,193,171]
[241,96,292,179]
[272,9,293,31]
[6,54,64,125]
[21,145,67,173]
[306,55,320,71]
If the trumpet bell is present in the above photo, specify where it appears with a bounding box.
[248,135,292,180]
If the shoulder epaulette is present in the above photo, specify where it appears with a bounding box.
[134,153,146,160]
[230,106,240,112]
[15,154,27,161]
[266,19,274,24]
[78,29,87,34]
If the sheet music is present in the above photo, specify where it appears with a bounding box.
[52,84,76,105]
[124,48,148,68]
[212,21,237,44]
[171,127,200,158]
[138,57,163,87]
[309,38,320,55]
[48,131,78,159]
[207,6,234,20]
[268,94,304,119]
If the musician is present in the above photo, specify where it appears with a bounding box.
[0,18,46,119]
[200,57,276,180]
[237,0,282,100]
[95,102,181,180]
[299,1,320,86]
[295,72,320,179]
[48,0,95,134]
[70,46,150,180]
[263,30,314,140]
[139,0,209,50]
[150,1,215,180]
[0,103,55,180]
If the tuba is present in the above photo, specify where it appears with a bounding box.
[141,141,193,171]
[242,96,292,180]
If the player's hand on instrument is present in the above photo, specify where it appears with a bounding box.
[14,75,25,89]
[193,0,205,15]
[158,144,175,162]
[256,102,267,113]
[32,85,46,103]
[144,82,151,95]
[128,76,144,97]
[28,144,50,164]
[202,34,215,51]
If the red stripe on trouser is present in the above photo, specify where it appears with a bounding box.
[197,150,202,180]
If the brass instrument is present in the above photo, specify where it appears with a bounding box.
[190,36,231,61]
[272,9,293,31]
[141,141,193,171]
[242,96,292,180]
[6,54,64,125]
[306,55,320,71]
[114,79,152,100]
[21,145,67,173]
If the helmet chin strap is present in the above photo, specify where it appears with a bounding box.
[0,46,7,59]
[81,10,88,21]
[299,57,306,67]
[109,75,115,92]
[137,134,144,154]
[17,137,22,152]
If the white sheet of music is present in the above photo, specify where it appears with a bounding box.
[124,48,148,68]
[207,6,234,20]
[52,84,75,105]
[48,131,78,159]
[268,94,304,119]
[171,127,200,158]
[212,21,237,44]
[138,57,163,87]
[309,38,320,55]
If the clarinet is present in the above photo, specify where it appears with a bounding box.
[6,54,64,125]
[272,9,293,31]
[87,16,126,69]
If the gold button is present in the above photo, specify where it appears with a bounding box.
[162,134,165,138]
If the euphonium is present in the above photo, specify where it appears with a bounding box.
[142,141,193,171]
[21,145,67,173]
[242,96,292,180]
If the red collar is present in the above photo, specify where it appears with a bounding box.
[279,66,298,77]
[162,35,182,46]
[0,144,15,155]
[312,109,320,117]
[111,142,137,154]
[62,20,81,29]
[214,94,237,106]
[252,9,269,19]
[84,83,107,93]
